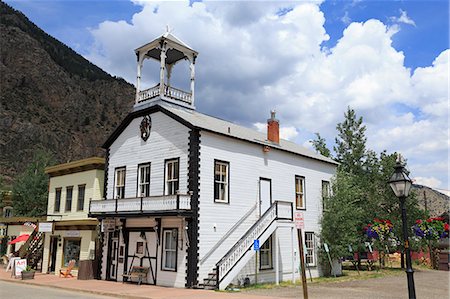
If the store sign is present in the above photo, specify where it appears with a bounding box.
[65,230,80,237]
[102,219,115,232]
[294,212,304,229]
[39,222,53,233]
[14,259,27,277]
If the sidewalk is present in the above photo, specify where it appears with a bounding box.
[0,267,279,299]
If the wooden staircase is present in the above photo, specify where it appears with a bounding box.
[199,201,293,290]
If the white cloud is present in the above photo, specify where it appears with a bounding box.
[85,1,449,189]
[341,11,351,25]
[390,9,416,27]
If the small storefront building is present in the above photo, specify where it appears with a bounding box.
[41,157,104,276]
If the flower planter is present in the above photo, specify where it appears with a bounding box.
[21,271,35,280]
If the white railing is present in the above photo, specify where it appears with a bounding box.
[277,201,293,219]
[138,85,160,102]
[138,84,192,104]
[165,85,192,103]
[216,201,292,284]
[89,194,191,213]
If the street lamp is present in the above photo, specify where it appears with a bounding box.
[388,157,416,299]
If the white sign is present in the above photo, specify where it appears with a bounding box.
[14,259,27,277]
[102,219,115,232]
[65,230,80,237]
[324,243,330,253]
[39,222,53,233]
[294,212,304,229]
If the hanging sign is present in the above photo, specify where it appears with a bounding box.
[294,212,304,229]
[102,219,115,232]
[39,222,53,233]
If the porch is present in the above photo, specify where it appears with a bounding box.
[88,194,192,217]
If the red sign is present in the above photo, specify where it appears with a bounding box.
[294,212,304,229]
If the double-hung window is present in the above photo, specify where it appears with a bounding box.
[214,160,229,203]
[115,167,126,199]
[54,188,62,212]
[77,185,86,211]
[260,236,272,269]
[322,180,330,211]
[138,163,151,197]
[65,186,73,212]
[305,232,316,266]
[162,229,177,271]
[295,176,305,209]
[165,159,179,195]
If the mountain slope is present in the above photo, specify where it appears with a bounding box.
[0,2,134,184]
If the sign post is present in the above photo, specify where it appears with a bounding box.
[294,212,308,299]
[324,243,336,278]
[253,240,260,285]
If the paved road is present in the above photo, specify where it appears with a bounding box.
[243,269,449,299]
[0,280,114,299]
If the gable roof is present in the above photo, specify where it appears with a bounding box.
[103,102,338,166]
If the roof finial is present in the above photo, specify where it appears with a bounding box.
[166,24,172,33]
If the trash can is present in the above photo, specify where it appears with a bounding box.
[77,260,94,280]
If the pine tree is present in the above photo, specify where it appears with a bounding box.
[12,150,55,216]
[310,133,331,157]
[334,107,367,175]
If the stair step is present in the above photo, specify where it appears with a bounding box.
[199,283,217,290]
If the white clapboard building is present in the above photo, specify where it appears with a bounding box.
[89,32,338,289]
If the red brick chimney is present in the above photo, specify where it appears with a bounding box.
[267,110,279,144]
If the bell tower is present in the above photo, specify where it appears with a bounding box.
[134,30,198,109]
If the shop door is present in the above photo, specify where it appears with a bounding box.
[48,236,58,272]
[109,237,119,280]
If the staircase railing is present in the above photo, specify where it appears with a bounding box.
[215,201,292,287]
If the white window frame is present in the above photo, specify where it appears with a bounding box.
[54,188,62,212]
[162,229,177,271]
[65,186,73,212]
[295,176,305,209]
[77,184,86,211]
[260,236,272,270]
[214,160,229,203]
[3,206,13,218]
[322,180,330,211]
[138,163,151,197]
[305,232,316,266]
[165,159,179,195]
[115,167,126,199]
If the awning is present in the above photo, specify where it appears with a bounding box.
[8,234,30,244]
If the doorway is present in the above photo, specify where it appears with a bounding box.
[48,236,58,273]
[259,178,272,216]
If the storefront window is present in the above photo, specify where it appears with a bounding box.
[63,238,81,267]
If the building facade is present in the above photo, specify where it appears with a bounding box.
[41,157,104,275]
[89,32,338,289]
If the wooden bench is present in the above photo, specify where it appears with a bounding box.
[122,266,149,285]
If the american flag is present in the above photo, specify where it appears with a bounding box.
[23,222,37,230]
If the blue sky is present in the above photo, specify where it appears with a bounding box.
[4,0,449,192]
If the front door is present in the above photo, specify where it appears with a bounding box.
[109,237,119,280]
[48,236,58,273]
[259,178,272,216]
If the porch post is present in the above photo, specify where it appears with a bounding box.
[275,228,279,285]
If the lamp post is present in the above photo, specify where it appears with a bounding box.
[388,157,416,299]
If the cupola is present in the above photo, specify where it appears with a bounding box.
[134,30,198,109]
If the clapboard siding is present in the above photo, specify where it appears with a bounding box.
[107,112,190,199]
[198,131,335,282]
